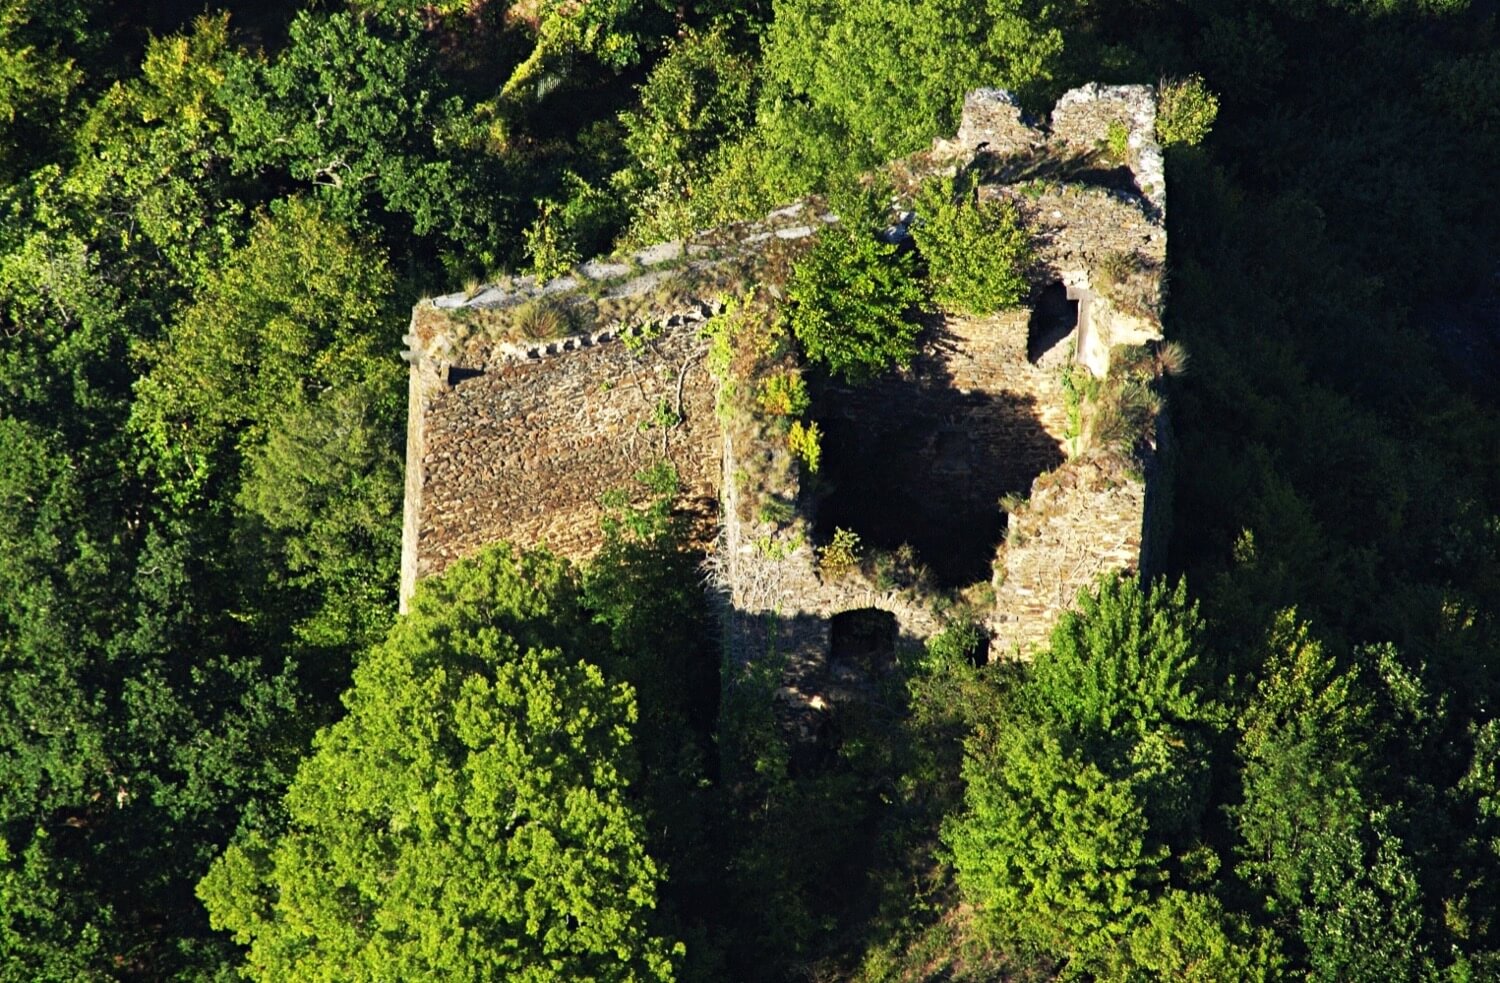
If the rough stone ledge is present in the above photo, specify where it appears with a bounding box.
[480,300,726,365]
[429,200,830,315]
[936,82,1166,219]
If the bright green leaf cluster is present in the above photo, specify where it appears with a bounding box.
[945,575,1267,974]
[1155,75,1220,148]
[198,544,680,982]
[786,418,822,473]
[948,723,1165,954]
[131,197,398,499]
[911,173,1030,315]
[616,27,756,243]
[784,221,924,383]
[761,0,1066,165]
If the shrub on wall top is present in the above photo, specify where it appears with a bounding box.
[912,173,1030,316]
[1155,76,1219,148]
[784,219,925,383]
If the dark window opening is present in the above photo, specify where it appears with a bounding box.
[1028,282,1078,364]
[830,609,899,675]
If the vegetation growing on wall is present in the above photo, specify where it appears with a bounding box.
[910,173,1031,316]
[784,217,924,383]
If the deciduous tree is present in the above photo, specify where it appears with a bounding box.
[199,545,680,982]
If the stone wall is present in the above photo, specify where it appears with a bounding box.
[398,201,828,610]
[400,318,721,608]
[1051,83,1165,216]
[812,311,1069,588]
[998,181,1165,377]
[400,83,1174,736]
[952,88,1043,155]
[988,456,1153,657]
[718,433,944,740]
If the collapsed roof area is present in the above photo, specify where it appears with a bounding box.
[399,85,1172,718]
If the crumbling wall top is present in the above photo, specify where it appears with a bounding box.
[407,201,833,375]
[951,88,1043,156]
[1051,83,1164,216]
[936,83,1166,219]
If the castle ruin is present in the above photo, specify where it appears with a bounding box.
[400,84,1172,733]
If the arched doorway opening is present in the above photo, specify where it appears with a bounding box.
[829,609,898,675]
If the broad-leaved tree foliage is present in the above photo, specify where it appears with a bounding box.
[947,575,1257,976]
[1114,888,1283,981]
[0,229,131,444]
[1029,575,1220,841]
[237,381,403,650]
[502,0,677,98]
[224,9,512,271]
[1029,576,1215,739]
[64,14,245,298]
[1230,613,1429,980]
[581,464,723,980]
[0,0,98,181]
[0,831,107,981]
[199,544,680,982]
[911,173,1030,316]
[630,0,1071,235]
[0,340,309,981]
[132,196,399,500]
[132,195,404,656]
[785,211,924,384]
[615,27,757,243]
[760,0,1065,165]
[948,722,1165,958]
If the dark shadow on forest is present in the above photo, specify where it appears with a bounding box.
[1428,266,1500,397]
[715,603,993,981]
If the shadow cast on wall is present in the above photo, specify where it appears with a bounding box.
[809,324,1065,589]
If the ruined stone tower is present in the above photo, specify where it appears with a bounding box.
[400,83,1171,730]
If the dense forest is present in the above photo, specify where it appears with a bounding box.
[2,0,1500,979]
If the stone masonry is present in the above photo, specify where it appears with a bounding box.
[401,315,720,599]
[717,84,1170,729]
[399,204,829,609]
[399,83,1171,736]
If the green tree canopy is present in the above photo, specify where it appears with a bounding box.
[501,0,677,98]
[199,544,680,982]
[947,722,1164,959]
[784,216,924,383]
[64,14,244,295]
[1028,575,1215,739]
[223,9,510,269]
[1232,613,1372,907]
[759,0,1066,165]
[615,27,757,242]
[0,0,97,181]
[1230,614,1429,980]
[945,575,1233,974]
[131,195,399,500]
[911,173,1030,316]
